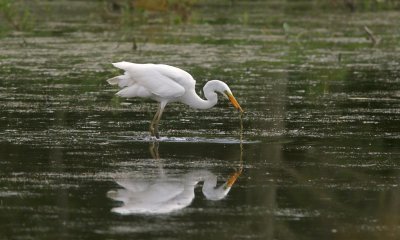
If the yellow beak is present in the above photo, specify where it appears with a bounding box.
[226,169,242,188]
[227,93,243,112]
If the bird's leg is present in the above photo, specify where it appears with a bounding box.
[153,107,164,139]
[150,104,161,138]
[149,102,166,139]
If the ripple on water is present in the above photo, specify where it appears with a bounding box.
[112,135,260,144]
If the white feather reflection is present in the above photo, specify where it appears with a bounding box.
[107,169,241,214]
[108,141,242,214]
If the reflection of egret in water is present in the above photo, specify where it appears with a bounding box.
[107,142,242,214]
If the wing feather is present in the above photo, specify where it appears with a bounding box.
[111,62,188,99]
[106,72,133,88]
[116,84,152,98]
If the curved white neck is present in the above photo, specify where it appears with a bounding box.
[183,90,218,110]
[181,81,222,110]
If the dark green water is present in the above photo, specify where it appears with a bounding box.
[1,1,400,239]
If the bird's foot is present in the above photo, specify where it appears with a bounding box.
[154,128,160,139]
[149,126,160,139]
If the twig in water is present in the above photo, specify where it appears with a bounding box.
[364,26,381,47]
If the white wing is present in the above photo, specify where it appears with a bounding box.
[110,62,192,99]
[116,84,152,98]
[153,64,196,89]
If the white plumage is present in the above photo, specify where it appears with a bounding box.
[107,62,243,138]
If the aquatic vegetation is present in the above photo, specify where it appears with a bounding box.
[291,0,400,12]
[0,0,34,34]
[102,0,198,25]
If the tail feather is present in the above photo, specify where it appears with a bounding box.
[106,73,134,88]
[107,62,136,89]
[107,76,120,85]
[112,61,133,71]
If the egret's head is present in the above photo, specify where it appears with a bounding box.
[206,80,243,112]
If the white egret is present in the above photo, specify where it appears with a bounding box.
[107,62,243,138]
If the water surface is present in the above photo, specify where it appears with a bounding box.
[1,1,400,239]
